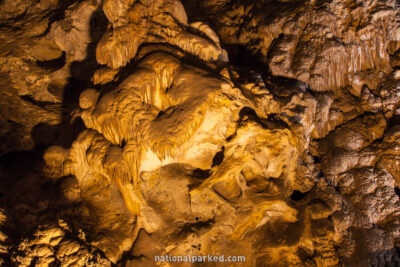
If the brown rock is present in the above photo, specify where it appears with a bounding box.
[0,0,399,266]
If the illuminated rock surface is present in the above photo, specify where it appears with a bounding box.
[0,0,399,266]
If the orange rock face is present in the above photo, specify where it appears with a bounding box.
[0,0,399,266]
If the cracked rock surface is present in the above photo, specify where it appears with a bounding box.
[0,0,400,266]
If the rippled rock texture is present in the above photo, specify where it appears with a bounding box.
[0,0,400,266]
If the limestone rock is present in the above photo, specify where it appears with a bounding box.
[0,0,399,266]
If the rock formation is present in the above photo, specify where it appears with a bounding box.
[0,0,399,266]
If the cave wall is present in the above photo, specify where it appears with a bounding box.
[0,0,399,266]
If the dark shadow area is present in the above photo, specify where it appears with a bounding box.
[263,74,310,96]
[36,52,66,71]
[0,150,42,179]
[55,6,108,148]
[211,146,224,167]
[227,44,266,72]
[190,168,212,179]
[388,115,400,128]
[0,147,91,265]
[312,155,321,163]
[290,190,307,201]
[395,187,400,199]
[238,107,289,129]
[19,95,55,108]
[347,227,400,266]
[31,123,62,149]
[0,3,110,265]
[181,0,316,108]
[225,44,269,83]
[182,0,305,33]
[181,0,304,69]
[369,247,400,266]
[47,82,64,100]
[40,0,85,37]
